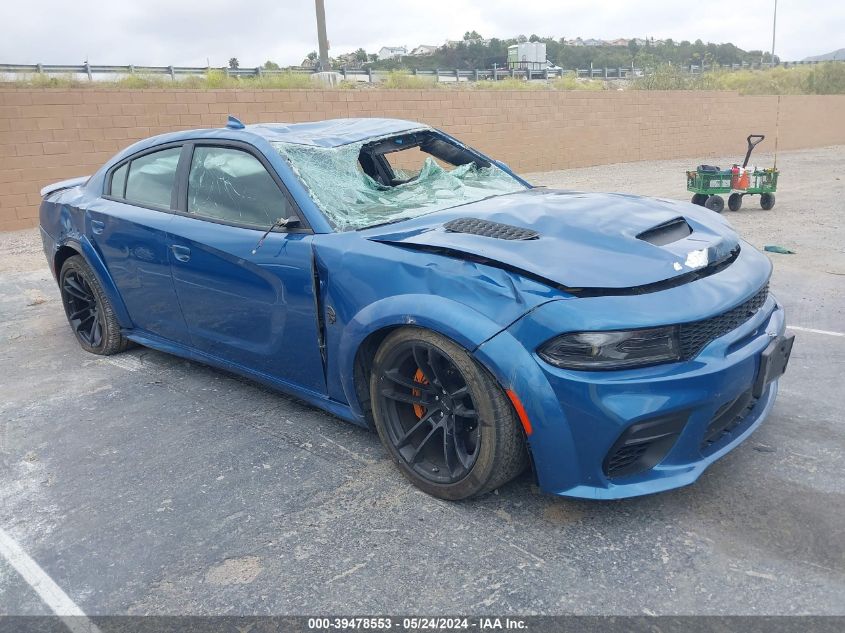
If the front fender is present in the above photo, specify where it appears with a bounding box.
[336,294,510,419]
[474,329,582,492]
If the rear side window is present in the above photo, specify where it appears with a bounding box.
[187,146,292,228]
[123,147,182,209]
[110,163,128,197]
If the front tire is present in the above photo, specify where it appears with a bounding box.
[370,328,528,500]
[691,193,707,206]
[59,255,130,355]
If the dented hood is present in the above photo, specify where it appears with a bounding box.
[367,189,741,292]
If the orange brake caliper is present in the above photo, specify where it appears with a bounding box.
[411,368,429,419]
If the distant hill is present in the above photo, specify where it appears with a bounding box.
[804,48,845,61]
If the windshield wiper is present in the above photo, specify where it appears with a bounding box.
[251,216,301,254]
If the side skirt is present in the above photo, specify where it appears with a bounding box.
[124,329,367,428]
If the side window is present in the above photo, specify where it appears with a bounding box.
[187,146,292,228]
[110,162,128,197]
[124,146,182,209]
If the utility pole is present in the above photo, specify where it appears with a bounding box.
[771,0,778,65]
[315,0,331,71]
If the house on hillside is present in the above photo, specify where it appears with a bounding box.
[410,45,438,56]
[582,38,605,47]
[377,46,407,60]
[445,38,489,48]
[609,38,630,47]
[566,38,585,46]
[335,52,363,69]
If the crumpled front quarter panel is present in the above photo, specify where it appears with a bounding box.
[313,232,564,417]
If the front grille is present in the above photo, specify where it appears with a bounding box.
[701,389,758,451]
[679,283,770,359]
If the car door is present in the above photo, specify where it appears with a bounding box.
[166,141,326,394]
[86,144,191,344]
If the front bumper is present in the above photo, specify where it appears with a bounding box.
[474,247,788,499]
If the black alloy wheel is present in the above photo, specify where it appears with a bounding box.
[370,328,527,500]
[62,269,103,348]
[377,340,480,484]
[59,255,130,355]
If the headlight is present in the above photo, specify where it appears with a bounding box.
[537,326,681,370]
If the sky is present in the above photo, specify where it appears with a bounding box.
[1,0,841,67]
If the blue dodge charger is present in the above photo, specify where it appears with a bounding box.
[39,117,794,500]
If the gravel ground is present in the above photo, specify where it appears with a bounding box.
[0,146,843,616]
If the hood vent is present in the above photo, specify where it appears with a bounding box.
[637,217,692,246]
[443,217,539,241]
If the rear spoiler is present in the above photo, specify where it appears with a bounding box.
[40,176,90,198]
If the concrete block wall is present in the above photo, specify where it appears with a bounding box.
[1,88,844,231]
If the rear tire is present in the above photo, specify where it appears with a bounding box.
[728,193,743,212]
[370,327,528,500]
[760,193,776,210]
[691,194,707,206]
[704,195,725,213]
[59,255,130,355]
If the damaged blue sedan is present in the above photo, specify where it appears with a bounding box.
[39,117,794,500]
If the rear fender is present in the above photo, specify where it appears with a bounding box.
[53,236,133,330]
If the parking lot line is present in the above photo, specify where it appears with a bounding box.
[0,527,101,633]
[789,326,844,337]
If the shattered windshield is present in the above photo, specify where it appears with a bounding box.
[273,132,526,231]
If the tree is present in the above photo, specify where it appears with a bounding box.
[517,34,527,43]
[354,48,368,62]
[529,34,541,42]
[228,57,239,69]
[262,60,280,70]
[307,51,318,61]
[464,30,482,40]
[628,40,640,57]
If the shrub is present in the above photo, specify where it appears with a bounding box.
[473,77,546,90]
[631,64,697,90]
[550,74,605,91]
[805,62,845,94]
[378,71,440,89]
[631,62,845,94]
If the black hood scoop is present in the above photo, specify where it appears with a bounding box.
[443,217,539,241]
[637,217,692,246]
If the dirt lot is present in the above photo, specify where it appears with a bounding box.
[0,146,843,616]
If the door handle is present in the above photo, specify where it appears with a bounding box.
[91,220,105,234]
[170,245,191,263]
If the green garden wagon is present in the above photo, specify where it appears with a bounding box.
[687,167,733,213]
[687,135,780,213]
